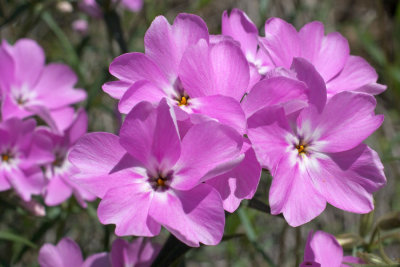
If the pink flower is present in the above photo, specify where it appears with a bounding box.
[258,16,386,97]
[111,238,161,267]
[78,0,102,18]
[79,0,143,17]
[38,237,109,267]
[103,14,249,135]
[247,62,386,226]
[38,237,159,267]
[40,109,96,207]
[221,8,273,89]
[0,118,54,201]
[72,19,89,36]
[0,39,86,130]
[300,230,364,267]
[69,99,243,246]
[121,0,143,12]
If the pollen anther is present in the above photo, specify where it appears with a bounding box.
[178,96,188,106]
[156,177,166,187]
[1,154,9,162]
[296,144,306,154]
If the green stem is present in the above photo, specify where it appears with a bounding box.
[238,209,277,267]
[41,11,84,80]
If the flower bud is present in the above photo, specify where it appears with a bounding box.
[336,233,363,249]
[377,211,400,231]
[358,252,385,265]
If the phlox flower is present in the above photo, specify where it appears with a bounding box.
[300,230,364,267]
[0,118,53,201]
[38,237,159,267]
[0,39,86,130]
[221,8,273,88]
[258,15,386,97]
[38,237,109,267]
[39,109,96,207]
[69,99,244,246]
[79,0,143,18]
[247,63,386,226]
[72,19,89,36]
[103,13,249,135]
[111,238,161,267]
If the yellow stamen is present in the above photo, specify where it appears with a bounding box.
[156,178,165,187]
[178,96,188,106]
[1,154,9,162]
[296,144,306,154]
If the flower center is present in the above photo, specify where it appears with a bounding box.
[297,144,305,154]
[156,177,166,187]
[177,95,189,106]
[295,142,307,155]
[149,170,173,191]
[16,95,28,106]
[1,154,10,162]
[53,154,65,167]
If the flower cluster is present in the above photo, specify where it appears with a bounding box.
[69,9,386,246]
[0,39,94,208]
[38,237,160,267]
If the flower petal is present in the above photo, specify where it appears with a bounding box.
[109,52,170,89]
[4,39,45,87]
[299,21,324,64]
[145,14,208,82]
[172,121,243,190]
[49,107,76,133]
[327,56,386,96]
[179,39,213,97]
[38,244,64,267]
[241,76,308,118]
[247,106,292,170]
[98,183,161,236]
[38,238,84,267]
[0,43,14,90]
[291,57,327,113]
[68,132,138,198]
[65,108,88,145]
[6,168,46,201]
[209,39,249,101]
[308,144,386,213]
[206,139,261,212]
[102,81,132,99]
[260,17,300,68]
[222,9,258,60]
[121,0,143,12]
[304,231,343,267]
[269,156,326,227]
[119,99,181,170]
[188,95,247,135]
[149,184,224,247]
[300,91,383,153]
[118,80,167,114]
[82,252,110,267]
[313,32,350,82]
[44,175,73,206]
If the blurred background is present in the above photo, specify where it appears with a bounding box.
[1,0,400,266]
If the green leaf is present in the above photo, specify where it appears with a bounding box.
[0,231,37,249]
